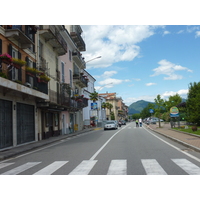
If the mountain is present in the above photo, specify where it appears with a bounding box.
[128,100,154,115]
[128,98,187,115]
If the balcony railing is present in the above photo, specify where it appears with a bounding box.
[0,62,48,98]
[72,50,86,68]
[39,25,68,56]
[4,25,36,49]
[73,73,88,88]
[69,25,85,51]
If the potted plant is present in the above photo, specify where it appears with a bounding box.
[12,58,26,69]
[26,66,37,77]
[39,74,50,83]
[0,53,12,64]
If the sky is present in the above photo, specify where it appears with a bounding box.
[80,25,200,106]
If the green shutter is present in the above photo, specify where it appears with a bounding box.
[0,39,2,55]
[18,51,21,59]
[8,44,12,56]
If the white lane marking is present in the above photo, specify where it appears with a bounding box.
[0,163,14,169]
[69,160,97,175]
[89,125,130,161]
[107,160,127,175]
[33,161,68,175]
[1,162,41,175]
[172,159,200,175]
[141,159,167,175]
[143,126,200,163]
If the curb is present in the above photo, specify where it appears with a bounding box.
[147,126,200,153]
[0,127,101,161]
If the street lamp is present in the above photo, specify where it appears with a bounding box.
[85,56,101,64]
[97,82,114,92]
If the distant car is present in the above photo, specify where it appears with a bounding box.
[119,120,126,125]
[104,121,118,130]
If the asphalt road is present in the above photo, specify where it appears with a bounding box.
[1,122,200,175]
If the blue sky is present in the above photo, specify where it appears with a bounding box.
[81,25,200,106]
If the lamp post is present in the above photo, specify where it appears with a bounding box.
[85,56,101,64]
[80,56,101,72]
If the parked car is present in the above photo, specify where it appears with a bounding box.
[104,121,118,130]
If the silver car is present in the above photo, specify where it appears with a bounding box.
[104,121,118,130]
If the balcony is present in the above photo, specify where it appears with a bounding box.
[38,56,48,72]
[4,25,35,49]
[72,50,86,69]
[73,73,88,88]
[39,25,68,56]
[0,65,48,100]
[69,25,85,51]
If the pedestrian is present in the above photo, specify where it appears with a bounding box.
[139,118,142,127]
[136,119,139,127]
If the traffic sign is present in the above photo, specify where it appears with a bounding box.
[149,109,154,113]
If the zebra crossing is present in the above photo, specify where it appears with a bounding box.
[0,158,200,175]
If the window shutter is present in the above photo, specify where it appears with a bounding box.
[33,62,36,69]
[0,39,2,55]
[18,51,21,59]
[8,44,12,56]
[25,56,29,66]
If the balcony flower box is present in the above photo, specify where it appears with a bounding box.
[12,58,26,69]
[39,74,50,83]
[26,66,38,77]
[0,53,12,64]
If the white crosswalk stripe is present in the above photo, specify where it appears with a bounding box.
[107,160,127,175]
[141,159,167,175]
[33,161,68,175]
[69,160,97,175]
[1,159,200,175]
[1,162,41,175]
[0,163,14,169]
[172,159,200,175]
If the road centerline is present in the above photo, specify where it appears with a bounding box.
[89,125,129,161]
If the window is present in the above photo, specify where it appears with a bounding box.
[39,41,43,57]
[0,39,2,55]
[55,113,58,126]
[61,61,65,83]
[69,50,71,61]
[12,48,18,81]
[69,69,72,87]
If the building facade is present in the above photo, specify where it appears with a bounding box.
[0,25,49,149]
[0,25,89,150]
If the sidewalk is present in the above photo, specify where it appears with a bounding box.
[0,127,102,161]
[146,123,200,152]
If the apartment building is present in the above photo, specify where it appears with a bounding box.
[98,92,128,121]
[0,25,99,150]
[0,25,48,149]
[64,25,88,132]
[82,70,106,128]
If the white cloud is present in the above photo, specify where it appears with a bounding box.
[146,82,156,86]
[195,31,200,38]
[81,25,162,69]
[102,71,117,78]
[133,78,141,81]
[161,89,188,99]
[150,59,193,80]
[163,30,170,35]
[177,30,184,34]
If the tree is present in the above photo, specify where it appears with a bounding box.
[132,113,141,120]
[89,90,99,102]
[186,82,200,125]
[164,94,182,111]
[154,94,165,127]
[140,103,155,119]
